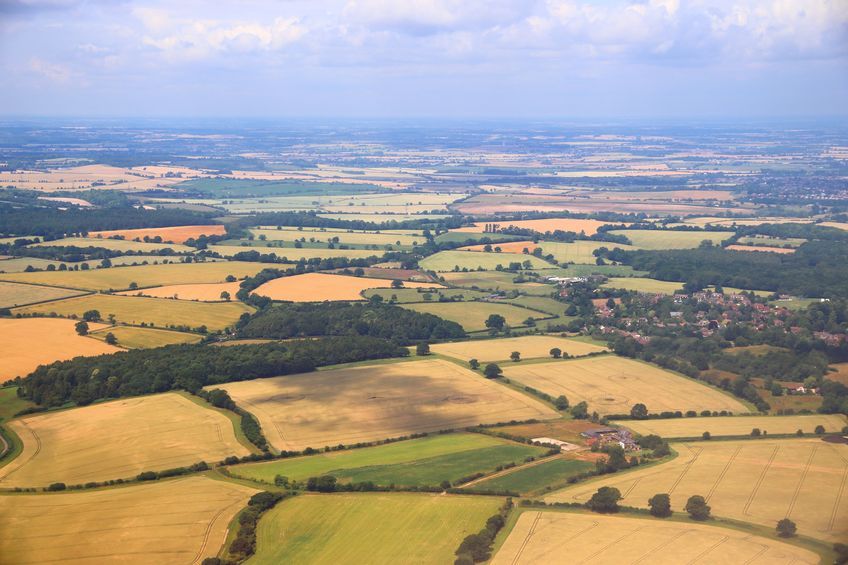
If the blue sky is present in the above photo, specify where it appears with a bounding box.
[1,0,846,118]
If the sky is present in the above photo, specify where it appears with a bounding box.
[1,0,846,118]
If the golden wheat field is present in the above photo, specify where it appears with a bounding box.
[0,393,251,487]
[88,224,226,243]
[119,281,243,301]
[0,318,119,380]
[615,414,848,438]
[491,511,818,565]
[87,325,203,348]
[0,476,258,564]
[452,218,613,235]
[209,358,557,451]
[502,355,749,416]
[430,335,607,363]
[546,439,848,543]
[251,272,441,302]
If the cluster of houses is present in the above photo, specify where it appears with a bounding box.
[580,427,641,451]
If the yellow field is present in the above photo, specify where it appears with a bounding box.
[608,230,735,250]
[0,164,188,191]
[430,335,607,362]
[0,393,250,487]
[602,277,684,294]
[89,224,226,243]
[502,356,749,416]
[14,294,253,331]
[209,244,380,260]
[0,318,119,380]
[726,244,796,254]
[401,301,543,332]
[615,414,848,438]
[0,260,266,291]
[252,272,441,301]
[210,358,557,451]
[537,240,636,264]
[0,281,86,308]
[29,236,195,253]
[0,476,258,564]
[453,218,612,235]
[88,325,202,348]
[492,511,818,565]
[546,439,848,543]
[118,280,243,301]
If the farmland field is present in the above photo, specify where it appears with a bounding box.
[726,244,796,254]
[209,244,380,260]
[546,438,848,543]
[453,218,612,235]
[210,358,557,451]
[504,295,570,315]
[0,318,119,380]
[419,250,553,271]
[29,236,194,253]
[249,493,500,565]
[14,293,253,330]
[363,287,489,303]
[0,386,34,422]
[474,457,594,494]
[252,272,441,302]
[0,392,251,487]
[537,240,636,264]
[87,325,203,348]
[318,213,450,222]
[0,260,266,291]
[601,276,684,294]
[0,476,258,564]
[0,257,65,273]
[608,230,735,249]
[88,224,226,243]
[230,433,546,486]
[402,301,545,331]
[736,235,806,248]
[249,227,424,246]
[492,511,819,565]
[441,271,556,295]
[502,355,749,416]
[0,281,86,308]
[118,280,242,301]
[615,414,848,438]
[827,362,848,385]
[430,335,606,362]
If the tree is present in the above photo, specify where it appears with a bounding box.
[469,358,479,370]
[220,291,231,301]
[484,363,502,379]
[685,495,711,520]
[225,275,237,282]
[550,347,562,359]
[571,401,589,419]
[554,395,569,411]
[586,486,622,513]
[648,493,672,517]
[751,428,761,437]
[391,279,404,289]
[129,281,138,290]
[75,321,89,336]
[82,309,101,322]
[630,403,648,420]
[104,332,118,346]
[274,475,289,488]
[510,351,521,362]
[484,314,506,331]
[776,518,797,538]
[416,342,430,356]
[815,425,826,435]
[306,475,337,492]
[702,431,711,440]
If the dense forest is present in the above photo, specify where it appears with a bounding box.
[238,302,466,343]
[15,336,407,407]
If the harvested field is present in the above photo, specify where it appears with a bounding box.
[726,244,796,254]
[0,281,86,308]
[363,287,489,303]
[453,218,612,235]
[419,250,553,272]
[249,493,500,565]
[88,326,202,348]
[0,318,118,380]
[497,419,601,444]
[0,476,258,564]
[0,164,188,192]
[614,414,848,438]
[252,273,441,302]
[601,276,684,294]
[118,281,242,301]
[546,438,848,543]
[609,229,735,249]
[430,335,606,362]
[88,224,226,243]
[211,358,557,451]
[0,392,251,487]
[0,257,64,273]
[402,301,544,331]
[29,236,194,253]
[0,260,265,291]
[14,294,253,331]
[209,244,380,261]
[492,511,818,565]
[502,356,749,416]
[230,433,545,486]
[460,240,539,254]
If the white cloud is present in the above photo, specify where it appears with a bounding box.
[28,56,72,82]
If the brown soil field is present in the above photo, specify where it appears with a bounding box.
[430,335,606,363]
[0,476,258,564]
[0,393,251,487]
[502,355,749,416]
[89,224,226,243]
[492,511,818,565]
[726,244,796,254]
[452,218,612,235]
[252,272,442,302]
[0,318,118,380]
[210,358,558,451]
[496,419,600,444]
[118,281,242,301]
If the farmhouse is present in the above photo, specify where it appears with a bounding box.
[581,427,640,451]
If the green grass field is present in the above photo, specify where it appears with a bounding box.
[736,235,806,248]
[362,288,489,303]
[551,264,647,277]
[440,271,556,295]
[601,277,684,294]
[231,433,546,486]
[420,250,553,272]
[435,232,522,244]
[473,457,594,494]
[14,294,253,331]
[209,244,380,261]
[402,301,545,331]
[248,493,501,565]
[29,236,194,253]
[536,240,636,264]
[87,326,203,348]
[0,281,86,308]
[0,387,34,422]
[608,230,735,250]
[504,296,565,316]
[0,261,266,291]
